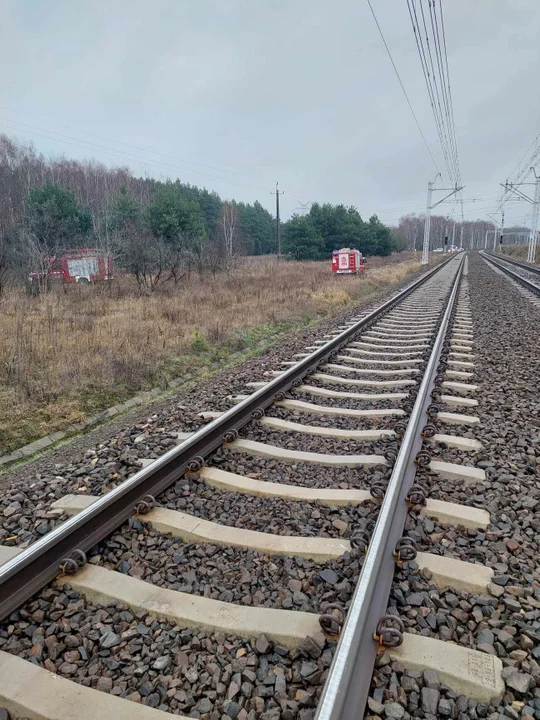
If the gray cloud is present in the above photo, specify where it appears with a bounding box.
[1,0,539,227]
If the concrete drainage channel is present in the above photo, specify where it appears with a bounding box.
[0,385,175,468]
[0,251,532,719]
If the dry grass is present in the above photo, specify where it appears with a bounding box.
[0,255,423,452]
[500,244,539,265]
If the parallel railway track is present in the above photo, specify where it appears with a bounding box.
[482,251,540,304]
[0,252,516,719]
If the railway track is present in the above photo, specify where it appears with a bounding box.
[481,251,540,307]
[0,251,533,720]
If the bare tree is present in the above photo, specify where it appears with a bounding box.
[20,229,57,295]
[0,229,13,297]
[115,222,167,293]
[397,214,425,251]
[217,202,241,268]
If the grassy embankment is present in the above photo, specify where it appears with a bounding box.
[0,254,428,453]
[500,244,540,265]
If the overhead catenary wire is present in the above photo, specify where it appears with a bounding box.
[410,0,454,179]
[404,0,465,263]
[430,0,460,184]
[492,130,540,219]
[506,131,540,185]
[432,0,461,185]
[378,196,527,228]
[405,0,462,188]
[365,0,440,174]
[419,0,454,179]
[438,0,461,187]
[489,109,540,221]
[373,194,503,214]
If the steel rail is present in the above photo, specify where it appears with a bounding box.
[482,252,540,296]
[485,250,540,278]
[315,253,464,720]
[0,258,451,621]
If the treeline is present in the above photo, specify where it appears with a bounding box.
[283,204,393,260]
[0,133,396,294]
[0,134,276,293]
[391,213,530,252]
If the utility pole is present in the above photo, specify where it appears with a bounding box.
[484,230,489,249]
[421,174,464,265]
[459,224,463,249]
[487,214,498,251]
[421,177,435,265]
[452,222,456,248]
[528,170,540,263]
[293,200,312,216]
[500,172,540,262]
[271,182,285,259]
[500,209,505,249]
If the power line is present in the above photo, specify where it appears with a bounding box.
[413,0,454,178]
[420,0,454,178]
[493,131,540,217]
[431,0,459,182]
[405,0,462,187]
[506,129,540,184]
[0,105,268,185]
[0,109,318,207]
[436,0,461,185]
[365,0,440,173]
[375,198,500,214]
[439,0,461,186]
[0,117,271,194]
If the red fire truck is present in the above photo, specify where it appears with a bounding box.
[331,248,366,274]
[29,248,113,288]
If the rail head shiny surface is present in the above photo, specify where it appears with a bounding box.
[315,254,464,720]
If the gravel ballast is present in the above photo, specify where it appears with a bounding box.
[365,253,540,718]
[1,586,335,718]
[0,259,471,719]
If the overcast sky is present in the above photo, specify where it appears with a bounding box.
[1,0,540,228]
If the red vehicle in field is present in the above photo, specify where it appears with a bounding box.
[331,248,366,274]
[29,248,113,288]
